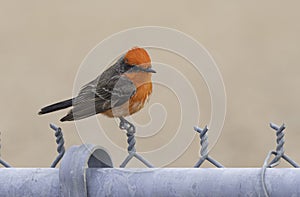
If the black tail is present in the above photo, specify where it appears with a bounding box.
[39,99,73,115]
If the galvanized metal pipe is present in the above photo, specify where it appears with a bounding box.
[86,168,300,197]
[0,168,300,197]
[0,168,59,197]
[1,144,299,197]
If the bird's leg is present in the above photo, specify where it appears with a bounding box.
[119,117,136,153]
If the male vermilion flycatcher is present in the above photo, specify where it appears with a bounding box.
[39,47,155,125]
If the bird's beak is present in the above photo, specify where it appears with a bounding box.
[144,67,156,73]
[131,65,156,73]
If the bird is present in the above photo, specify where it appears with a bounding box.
[38,47,156,128]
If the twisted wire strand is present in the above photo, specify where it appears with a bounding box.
[126,131,136,153]
[50,124,65,168]
[261,123,285,197]
[119,118,153,168]
[194,126,224,168]
[268,123,285,167]
[0,131,11,168]
[261,123,299,197]
[199,126,209,156]
[0,159,11,168]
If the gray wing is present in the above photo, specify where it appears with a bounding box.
[64,75,136,121]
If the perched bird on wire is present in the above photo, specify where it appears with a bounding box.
[39,47,155,128]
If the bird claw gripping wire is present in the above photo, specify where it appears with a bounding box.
[261,123,300,197]
[119,117,136,153]
[118,117,154,168]
[50,124,65,168]
[194,126,224,168]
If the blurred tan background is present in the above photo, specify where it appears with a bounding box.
[0,0,300,168]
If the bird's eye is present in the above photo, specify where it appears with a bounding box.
[121,63,134,73]
[126,64,137,72]
[119,58,137,73]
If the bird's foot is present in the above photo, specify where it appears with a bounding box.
[119,117,136,134]
[119,117,136,152]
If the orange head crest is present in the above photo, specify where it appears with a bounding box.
[124,47,151,68]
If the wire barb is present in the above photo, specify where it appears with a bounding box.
[261,123,300,197]
[50,124,65,168]
[268,123,285,167]
[267,123,299,168]
[194,126,224,168]
[119,117,154,168]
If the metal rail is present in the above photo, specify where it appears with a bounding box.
[0,123,299,197]
[1,168,300,196]
[0,144,299,197]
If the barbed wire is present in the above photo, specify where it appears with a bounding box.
[261,123,299,197]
